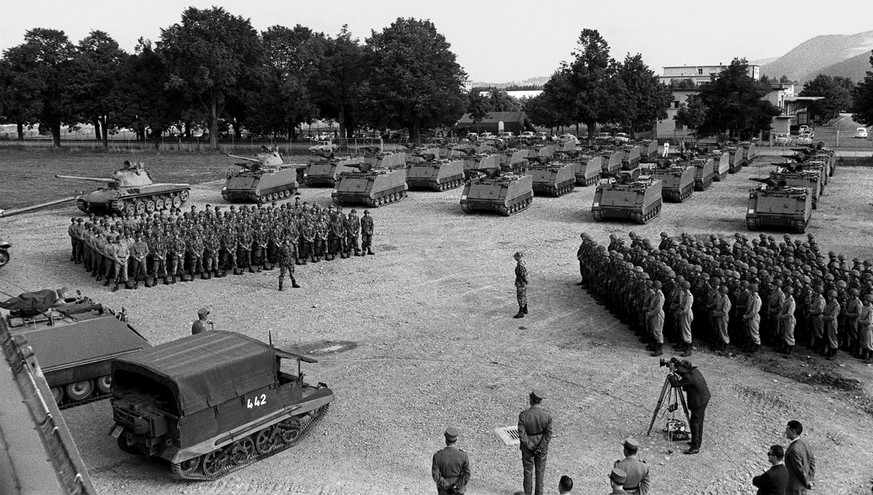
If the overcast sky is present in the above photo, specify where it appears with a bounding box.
[2,0,870,83]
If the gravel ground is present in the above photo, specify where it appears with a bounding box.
[2,156,873,494]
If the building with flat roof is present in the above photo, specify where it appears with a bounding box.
[659,64,760,87]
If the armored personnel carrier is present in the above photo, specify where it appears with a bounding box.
[500,148,534,174]
[109,331,334,480]
[652,161,695,202]
[221,150,305,203]
[0,289,149,408]
[601,149,623,176]
[741,141,757,165]
[592,168,662,224]
[530,160,577,197]
[620,145,641,169]
[406,149,465,191]
[692,157,715,191]
[461,153,502,179]
[711,152,731,181]
[305,154,365,187]
[460,169,533,216]
[57,161,190,216]
[331,151,408,207]
[639,140,659,163]
[747,178,811,233]
[725,145,744,173]
[575,154,603,186]
[771,168,822,208]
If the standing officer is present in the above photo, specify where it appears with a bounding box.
[784,420,815,494]
[514,251,529,318]
[668,361,710,455]
[360,209,375,255]
[518,389,552,495]
[713,285,732,353]
[822,289,841,359]
[431,427,471,495]
[277,236,301,291]
[780,286,797,355]
[129,233,149,289]
[613,438,650,494]
[744,283,763,354]
[191,308,212,335]
[647,281,665,357]
[677,281,694,357]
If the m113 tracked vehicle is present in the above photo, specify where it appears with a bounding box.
[0,289,150,408]
[652,161,695,202]
[56,161,190,215]
[109,331,333,480]
[725,145,744,173]
[530,161,577,197]
[575,154,603,186]
[305,154,364,187]
[692,157,715,191]
[460,169,533,216]
[592,168,663,224]
[406,150,465,191]
[711,152,731,181]
[746,177,811,233]
[770,168,822,209]
[222,149,306,203]
[331,151,408,207]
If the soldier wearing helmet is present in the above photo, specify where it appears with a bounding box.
[822,289,841,359]
[513,252,528,319]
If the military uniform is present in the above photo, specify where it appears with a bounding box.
[130,236,149,288]
[518,390,552,495]
[514,253,529,318]
[431,428,470,495]
[613,438,650,495]
[360,210,375,255]
[278,237,300,291]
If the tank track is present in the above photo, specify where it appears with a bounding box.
[631,202,662,224]
[433,178,464,191]
[664,185,693,203]
[576,175,598,187]
[304,178,336,187]
[170,404,330,481]
[713,171,728,182]
[694,177,713,192]
[344,190,407,208]
[497,196,533,216]
[536,183,574,197]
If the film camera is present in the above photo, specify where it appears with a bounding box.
[659,357,680,372]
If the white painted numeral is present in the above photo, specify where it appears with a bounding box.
[247,394,268,409]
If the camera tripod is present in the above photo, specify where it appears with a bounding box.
[646,373,690,441]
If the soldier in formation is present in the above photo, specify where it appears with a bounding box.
[68,202,377,292]
[576,231,873,363]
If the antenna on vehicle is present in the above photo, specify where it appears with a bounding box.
[268,329,273,347]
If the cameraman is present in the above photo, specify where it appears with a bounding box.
[191,307,212,335]
[668,360,710,455]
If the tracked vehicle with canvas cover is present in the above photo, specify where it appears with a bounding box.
[692,157,715,191]
[331,150,408,207]
[746,177,811,233]
[406,149,465,191]
[222,149,306,203]
[725,145,744,173]
[652,161,695,202]
[710,152,731,181]
[0,289,149,409]
[592,168,663,224]
[56,161,190,216]
[109,331,333,480]
[460,168,533,216]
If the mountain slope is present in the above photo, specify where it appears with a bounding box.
[802,50,872,83]
[761,30,873,82]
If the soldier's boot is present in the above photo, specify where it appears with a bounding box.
[249,265,256,273]
[645,341,656,351]
[96,274,103,282]
[111,283,119,292]
[299,259,307,265]
[278,279,284,291]
[367,248,375,255]
[680,345,692,357]
[522,305,528,315]
[170,275,177,284]
[103,277,111,287]
[133,281,139,290]
[513,307,525,319]
[650,343,664,357]
[291,276,300,289]
[162,276,169,285]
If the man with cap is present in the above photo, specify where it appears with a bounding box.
[606,468,629,494]
[431,427,470,494]
[744,283,763,354]
[514,252,529,318]
[613,438,650,494]
[713,285,732,353]
[858,294,873,362]
[668,361,710,455]
[518,388,552,495]
[360,209,375,255]
[191,308,212,335]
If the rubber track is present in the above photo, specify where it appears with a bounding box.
[171,404,330,481]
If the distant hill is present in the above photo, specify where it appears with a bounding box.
[807,51,872,83]
[471,76,548,88]
[761,30,873,83]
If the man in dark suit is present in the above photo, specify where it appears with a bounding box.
[432,427,471,494]
[518,389,553,495]
[752,444,788,494]
[668,360,710,454]
[785,420,815,495]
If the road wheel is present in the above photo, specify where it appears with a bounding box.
[255,428,274,454]
[171,195,182,208]
[202,449,228,477]
[65,380,94,401]
[134,200,146,215]
[123,202,136,216]
[145,199,156,213]
[231,437,255,465]
[179,189,190,202]
[96,375,112,394]
[51,387,63,404]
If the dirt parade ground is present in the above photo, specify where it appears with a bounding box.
[2,152,873,494]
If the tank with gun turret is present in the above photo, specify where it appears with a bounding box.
[746,177,812,233]
[222,148,306,203]
[460,168,533,216]
[692,157,715,191]
[331,148,408,207]
[56,161,190,216]
[1,197,80,268]
[591,167,663,224]
[406,149,465,191]
[0,288,150,409]
[652,160,695,202]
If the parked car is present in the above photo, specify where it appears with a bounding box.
[480,131,495,139]
[557,133,579,144]
[796,134,812,145]
[519,131,537,143]
[799,125,811,134]
[536,131,549,142]
[774,133,791,145]
[855,127,868,139]
[614,132,630,144]
[595,132,612,144]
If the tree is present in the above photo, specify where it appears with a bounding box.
[247,25,321,139]
[521,92,566,130]
[66,30,127,148]
[487,89,521,112]
[307,26,367,139]
[158,6,263,150]
[853,52,873,126]
[613,53,671,137]
[363,18,467,144]
[696,58,780,141]
[1,28,76,147]
[674,94,708,143]
[799,74,853,123]
[465,89,491,124]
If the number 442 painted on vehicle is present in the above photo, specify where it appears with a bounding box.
[247,394,267,409]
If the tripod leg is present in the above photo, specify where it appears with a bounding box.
[677,388,691,426]
[647,377,673,436]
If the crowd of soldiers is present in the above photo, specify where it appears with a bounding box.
[577,231,873,363]
[66,201,376,292]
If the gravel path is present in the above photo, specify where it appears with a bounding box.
[2,157,872,494]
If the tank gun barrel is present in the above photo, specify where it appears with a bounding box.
[226,154,262,164]
[55,174,116,183]
[0,196,78,218]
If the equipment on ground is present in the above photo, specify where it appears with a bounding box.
[530,160,576,197]
[592,169,663,224]
[0,236,9,268]
[725,145,744,173]
[56,161,190,216]
[574,154,603,186]
[770,169,822,209]
[222,149,306,203]
[746,178,812,233]
[109,330,334,480]
[647,359,691,445]
[1,290,150,408]
[305,155,364,187]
